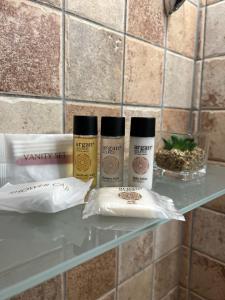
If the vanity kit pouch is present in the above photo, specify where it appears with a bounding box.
[0,134,73,186]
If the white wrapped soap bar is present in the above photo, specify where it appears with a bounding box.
[83,187,185,220]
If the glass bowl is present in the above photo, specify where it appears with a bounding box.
[155,132,209,181]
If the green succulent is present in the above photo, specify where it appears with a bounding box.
[163,135,197,152]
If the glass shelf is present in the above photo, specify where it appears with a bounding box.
[1,165,225,299]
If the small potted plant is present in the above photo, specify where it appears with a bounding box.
[155,133,209,181]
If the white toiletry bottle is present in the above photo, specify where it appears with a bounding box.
[128,117,155,190]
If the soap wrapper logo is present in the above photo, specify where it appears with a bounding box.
[118,191,142,204]
[15,152,73,165]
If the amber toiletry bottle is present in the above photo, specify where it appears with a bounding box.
[73,115,98,188]
[100,116,125,187]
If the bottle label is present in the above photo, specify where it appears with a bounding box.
[73,136,97,187]
[100,139,124,187]
[129,137,154,189]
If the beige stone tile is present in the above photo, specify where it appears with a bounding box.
[193,61,202,109]
[162,109,190,134]
[65,16,123,103]
[160,287,178,300]
[123,106,161,162]
[205,1,225,57]
[182,212,193,247]
[117,265,153,300]
[127,0,165,46]
[66,0,125,31]
[66,250,116,300]
[201,57,225,109]
[204,195,225,214]
[192,207,225,261]
[153,249,180,300]
[118,231,154,283]
[0,97,62,133]
[179,246,190,288]
[10,276,63,300]
[164,53,194,108]
[97,289,116,300]
[178,287,189,300]
[200,111,225,162]
[154,221,182,260]
[167,1,197,58]
[0,0,61,97]
[190,251,225,300]
[124,37,164,106]
[65,101,121,133]
[197,8,205,60]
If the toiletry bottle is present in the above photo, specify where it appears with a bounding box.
[73,116,98,188]
[100,116,125,187]
[128,117,155,190]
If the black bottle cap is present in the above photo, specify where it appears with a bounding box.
[101,117,125,137]
[73,115,97,135]
[130,117,155,137]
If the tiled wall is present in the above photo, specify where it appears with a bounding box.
[0,0,199,136]
[179,1,225,299]
[0,0,208,299]
[196,0,225,164]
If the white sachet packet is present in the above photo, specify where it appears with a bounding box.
[83,187,185,221]
[0,134,73,186]
[0,177,92,213]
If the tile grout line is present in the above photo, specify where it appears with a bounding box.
[191,246,225,266]
[200,205,225,215]
[196,51,225,61]
[199,107,225,111]
[0,92,61,101]
[115,247,119,300]
[204,52,225,60]
[63,100,193,110]
[151,229,157,300]
[196,205,225,217]
[160,8,169,132]
[121,0,128,117]
[188,0,201,133]
[62,272,67,300]
[187,209,196,300]
[0,92,202,111]
[62,0,66,134]
[190,290,210,300]
[29,0,62,11]
[206,0,225,7]
[198,2,208,132]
